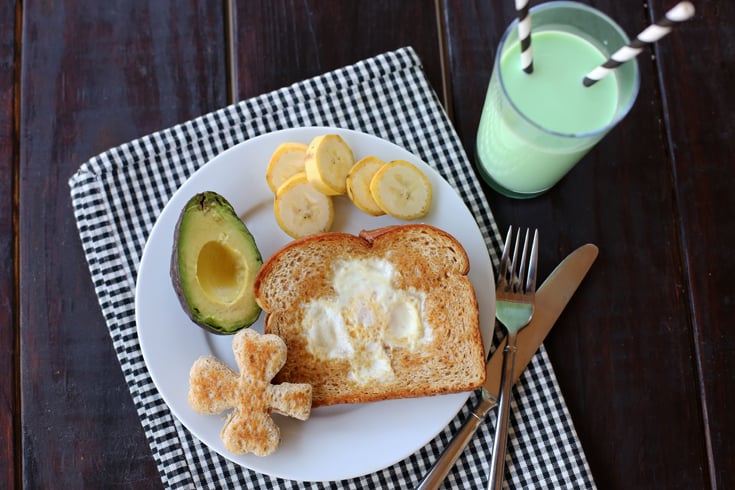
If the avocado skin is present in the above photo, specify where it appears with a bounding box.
[170,191,263,334]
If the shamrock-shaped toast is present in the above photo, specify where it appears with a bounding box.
[188,329,312,456]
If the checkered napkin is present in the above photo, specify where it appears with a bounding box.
[69,47,595,489]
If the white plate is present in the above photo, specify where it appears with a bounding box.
[135,127,495,482]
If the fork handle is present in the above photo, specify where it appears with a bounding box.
[416,396,497,490]
[487,331,519,490]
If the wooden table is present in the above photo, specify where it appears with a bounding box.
[3,1,732,488]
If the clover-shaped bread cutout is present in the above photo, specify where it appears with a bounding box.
[188,328,312,456]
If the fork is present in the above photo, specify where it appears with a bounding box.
[487,226,539,490]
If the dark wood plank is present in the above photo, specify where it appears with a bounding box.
[1,1,18,488]
[651,0,735,488]
[18,1,227,487]
[443,1,709,488]
[233,0,443,105]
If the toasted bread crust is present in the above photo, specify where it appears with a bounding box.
[254,224,485,407]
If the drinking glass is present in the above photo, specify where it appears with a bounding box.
[475,1,640,198]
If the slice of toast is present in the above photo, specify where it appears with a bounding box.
[253,224,486,407]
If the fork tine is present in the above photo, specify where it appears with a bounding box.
[498,226,539,295]
[498,226,513,287]
[525,229,539,294]
[509,228,522,291]
[517,229,530,294]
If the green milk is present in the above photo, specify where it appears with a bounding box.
[476,30,619,196]
[502,31,618,134]
[475,2,639,200]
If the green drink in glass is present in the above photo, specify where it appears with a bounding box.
[476,1,640,198]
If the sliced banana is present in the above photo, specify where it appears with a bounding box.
[266,142,308,193]
[370,160,432,220]
[304,134,355,196]
[346,156,386,216]
[274,172,334,238]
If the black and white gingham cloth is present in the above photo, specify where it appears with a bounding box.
[69,47,595,489]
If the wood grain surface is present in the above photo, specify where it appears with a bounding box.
[2,2,18,490]
[16,1,227,488]
[234,0,443,102]
[651,1,735,488]
[4,0,733,489]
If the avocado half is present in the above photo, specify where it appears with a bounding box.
[170,191,263,334]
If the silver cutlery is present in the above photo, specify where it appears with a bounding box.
[417,232,598,490]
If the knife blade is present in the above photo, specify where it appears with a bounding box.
[416,243,599,490]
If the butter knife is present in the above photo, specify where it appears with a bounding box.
[416,243,599,490]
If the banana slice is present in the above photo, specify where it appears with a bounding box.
[274,172,334,238]
[370,160,432,220]
[304,134,355,196]
[346,156,386,216]
[266,142,308,193]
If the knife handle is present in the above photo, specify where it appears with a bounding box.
[416,396,497,490]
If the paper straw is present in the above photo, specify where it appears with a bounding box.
[516,0,533,74]
[582,1,695,87]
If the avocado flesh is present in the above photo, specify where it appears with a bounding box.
[171,192,263,334]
